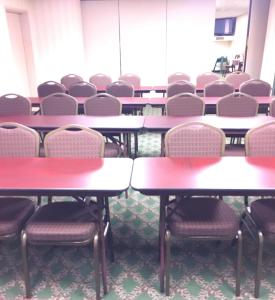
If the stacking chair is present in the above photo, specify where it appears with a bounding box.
[22,125,110,299]
[0,122,39,274]
[163,122,242,296]
[106,81,134,97]
[37,81,66,97]
[167,80,195,97]
[168,72,190,84]
[84,93,122,157]
[89,73,112,90]
[166,93,205,116]
[269,98,275,117]
[196,72,220,91]
[0,94,31,115]
[239,79,272,96]
[68,81,97,97]
[41,93,78,115]
[119,73,141,89]
[225,72,251,90]
[61,74,83,90]
[244,121,275,297]
[204,80,234,97]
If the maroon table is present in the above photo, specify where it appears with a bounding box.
[0,156,133,286]
[0,115,144,157]
[131,156,275,291]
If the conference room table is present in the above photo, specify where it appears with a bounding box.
[131,156,275,291]
[0,115,144,157]
[0,156,133,288]
[29,96,274,115]
[96,85,154,96]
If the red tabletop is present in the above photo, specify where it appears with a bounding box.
[144,115,275,133]
[131,157,275,196]
[0,115,145,132]
[0,157,133,196]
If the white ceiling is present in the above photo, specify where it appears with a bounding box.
[216,0,250,18]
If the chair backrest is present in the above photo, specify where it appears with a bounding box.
[196,72,220,90]
[89,73,112,89]
[44,124,105,158]
[269,98,275,117]
[165,122,225,157]
[0,94,31,115]
[84,93,122,116]
[37,81,66,97]
[68,81,97,97]
[41,93,78,115]
[167,80,196,97]
[119,73,141,88]
[217,92,258,117]
[0,122,40,157]
[166,93,205,116]
[225,72,251,90]
[60,74,83,90]
[106,81,134,97]
[245,122,275,156]
[168,72,190,84]
[204,80,235,97]
[239,79,272,96]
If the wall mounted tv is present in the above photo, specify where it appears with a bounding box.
[214,17,236,36]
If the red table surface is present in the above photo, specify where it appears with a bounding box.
[131,156,275,196]
[0,115,145,131]
[0,157,133,196]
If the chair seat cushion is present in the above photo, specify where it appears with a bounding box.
[251,198,275,237]
[104,142,121,157]
[167,197,239,238]
[0,197,35,236]
[25,202,97,243]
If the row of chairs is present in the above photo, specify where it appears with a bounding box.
[163,120,275,298]
[1,120,274,298]
[167,78,272,97]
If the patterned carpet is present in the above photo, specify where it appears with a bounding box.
[1,108,275,299]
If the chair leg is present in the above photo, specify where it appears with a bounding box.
[235,230,242,297]
[255,231,264,298]
[21,231,31,298]
[93,234,101,300]
[165,230,171,296]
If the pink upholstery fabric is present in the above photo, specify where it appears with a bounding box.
[0,123,40,157]
[165,122,225,157]
[89,73,112,89]
[204,80,234,97]
[168,72,190,84]
[167,81,196,97]
[84,93,122,116]
[41,93,78,115]
[106,81,134,97]
[269,99,275,117]
[60,74,83,90]
[119,73,141,88]
[225,72,251,90]
[166,93,204,116]
[0,94,31,115]
[239,79,271,96]
[217,92,258,117]
[245,122,275,156]
[37,81,66,97]
[196,73,220,90]
[68,81,97,97]
[44,125,105,158]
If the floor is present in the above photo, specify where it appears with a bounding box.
[1,108,275,299]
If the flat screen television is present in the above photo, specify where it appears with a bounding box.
[214,17,236,36]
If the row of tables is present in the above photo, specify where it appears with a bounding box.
[29,96,274,114]
[1,114,275,156]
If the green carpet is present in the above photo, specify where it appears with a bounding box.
[1,108,275,299]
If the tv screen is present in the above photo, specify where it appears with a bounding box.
[214,17,236,36]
